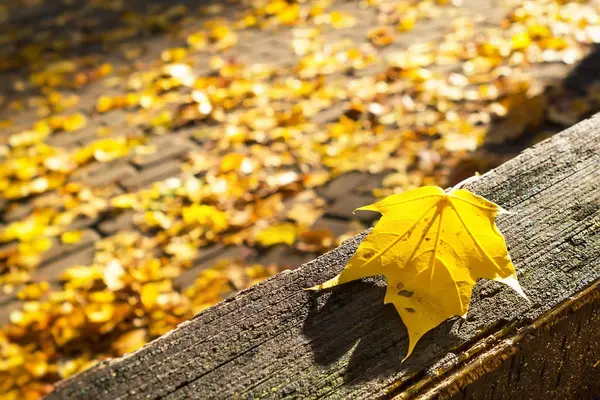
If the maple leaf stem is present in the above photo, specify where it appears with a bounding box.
[448,174,480,194]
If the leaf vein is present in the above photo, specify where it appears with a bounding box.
[361,204,438,270]
[449,202,504,275]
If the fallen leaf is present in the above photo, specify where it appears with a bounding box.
[297,229,334,252]
[62,113,87,132]
[308,186,527,358]
[182,204,229,232]
[397,10,417,32]
[255,223,297,247]
[61,231,83,244]
[112,329,147,355]
[103,260,125,291]
[187,31,208,50]
[368,27,395,47]
[17,282,49,300]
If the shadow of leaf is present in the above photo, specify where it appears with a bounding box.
[301,277,464,392]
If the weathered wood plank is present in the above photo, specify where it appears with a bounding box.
[50,114,600,399]
[415,282,600,399]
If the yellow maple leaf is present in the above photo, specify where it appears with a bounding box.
[182,204,229,232]
[308,185,527,358]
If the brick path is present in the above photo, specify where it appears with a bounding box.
[0,0,597,324]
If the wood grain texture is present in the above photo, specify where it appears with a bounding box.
[50,114,600,399]
[420,282,600,400]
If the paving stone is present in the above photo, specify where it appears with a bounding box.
[97,109,130,128]
[40,229,100,266]
[191,244,230,265]
[0,247,97,321]
[0,230,98,276]
[311,101,348,125]
[354,173,386,195]
[0,232,99,327]
[1,186,114,223]
[316,171,372,201]
[236,33,296,67]
[1,202,32,222]
[174,245,256,290]
[325,193,379,223]
[32,246,96,284]
[72,161,137,187]
[97,210,136,236]
[45,127,98,148]
[68,215,100,231]
[310,217,355,237]
[257,245,315,270]
[0,240,17,261]
[121,159,182,191]
[130,137,196,168]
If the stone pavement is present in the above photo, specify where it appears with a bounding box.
[0,0,598,325]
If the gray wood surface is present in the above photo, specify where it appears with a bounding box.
[50,114,600,399]
[440,283,599,400]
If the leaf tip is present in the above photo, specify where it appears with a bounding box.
[401,340,417,362]
[496,275,529,302]
[353,204,373,213]
[498,206,515,215]
[449,174,481,193]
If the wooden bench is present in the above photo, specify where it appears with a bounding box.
[50,115,600,399]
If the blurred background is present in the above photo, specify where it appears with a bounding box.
[1,0,599,397]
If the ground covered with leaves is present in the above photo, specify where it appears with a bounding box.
[1,0,600,397]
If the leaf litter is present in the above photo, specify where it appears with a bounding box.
[0,0,599,397]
